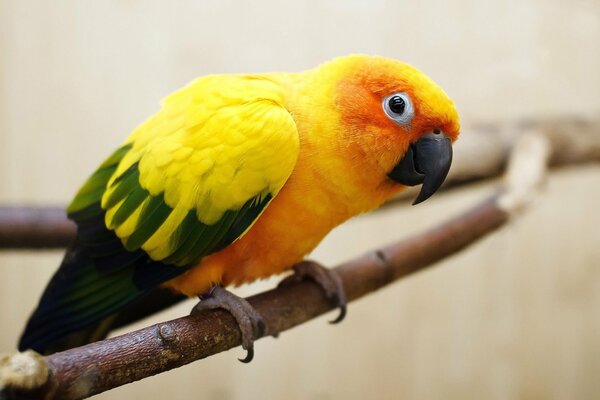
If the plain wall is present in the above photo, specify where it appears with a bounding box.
[1,1,599,399]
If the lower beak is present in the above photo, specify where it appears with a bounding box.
[387,131,453,205]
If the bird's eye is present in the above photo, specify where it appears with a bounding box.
[383,93,414,126]
[389,96,405,114]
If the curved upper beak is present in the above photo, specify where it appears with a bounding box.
[387,131,453,205]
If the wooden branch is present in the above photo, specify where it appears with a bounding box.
[0,131,550,399]
[0,206,75,249]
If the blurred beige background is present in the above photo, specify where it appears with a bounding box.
[1,1,600,399]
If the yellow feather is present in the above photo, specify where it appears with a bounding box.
[142,205,189,259]
[103,73,299,247]
[114,199,145,239]
[141,78,296,225]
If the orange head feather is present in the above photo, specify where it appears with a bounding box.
[289,54,460,209]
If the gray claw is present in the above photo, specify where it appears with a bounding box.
[239,347,254,363]
[280,261,348,323]
[192,286,265,363]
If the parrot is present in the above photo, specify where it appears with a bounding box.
[19,54,459,361]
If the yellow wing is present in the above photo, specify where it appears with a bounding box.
[69,73,299,265]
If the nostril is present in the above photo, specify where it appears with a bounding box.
[433,129,441,135]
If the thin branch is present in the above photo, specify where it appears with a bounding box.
[0,131,550,399]
[0,207,75,249]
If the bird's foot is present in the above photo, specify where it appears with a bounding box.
[191,286,265,363]
[279,260,347,324]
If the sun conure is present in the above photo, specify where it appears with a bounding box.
[19,55,459,360]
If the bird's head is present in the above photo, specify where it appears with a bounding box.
[301,55,460,206]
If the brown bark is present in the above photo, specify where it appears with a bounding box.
[0,207,75,249]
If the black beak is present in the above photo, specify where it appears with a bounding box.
[387,131,453,205]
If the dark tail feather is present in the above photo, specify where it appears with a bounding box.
[26,289,186,355]
[111,288,187,331]
[18,244,187,355]
[36,315,118,355]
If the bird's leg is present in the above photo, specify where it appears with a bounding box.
[278,260,347,324]
[191,286,265,363]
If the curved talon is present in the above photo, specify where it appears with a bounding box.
[281,261,348,325]
[238,346,254,363]
[329,302,347,324]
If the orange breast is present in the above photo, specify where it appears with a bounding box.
[163,159,345,296]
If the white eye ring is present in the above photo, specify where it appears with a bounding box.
[382,92,414,127]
